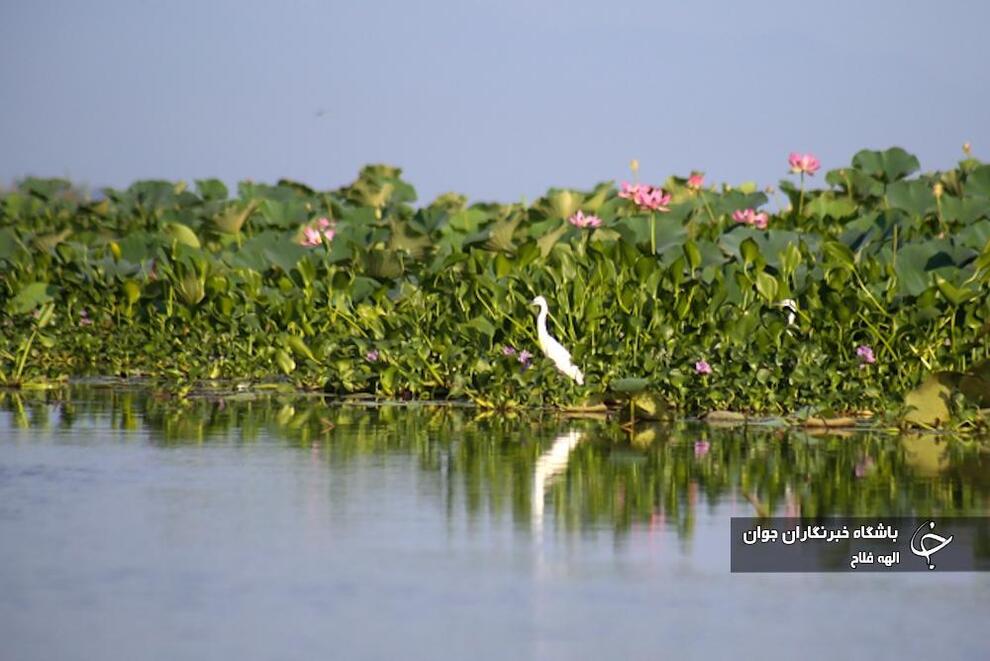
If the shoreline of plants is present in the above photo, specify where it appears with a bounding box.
[2,147,989,427]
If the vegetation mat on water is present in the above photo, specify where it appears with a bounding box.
[1,147,989,425]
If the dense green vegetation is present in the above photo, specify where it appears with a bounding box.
[1,147,989,420]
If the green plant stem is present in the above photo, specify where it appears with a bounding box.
[14,329,39,382]
[650,213,656,255]
[797,173,806,219]
[699,192,718,226]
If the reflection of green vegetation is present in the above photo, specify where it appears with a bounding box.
[2,388,989,540]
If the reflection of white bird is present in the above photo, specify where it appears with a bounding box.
[531,296,584,385]
[532,430,583,528]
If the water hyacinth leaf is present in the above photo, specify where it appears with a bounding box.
[34,228,72,252]
[11,282,57,314]
[778,242,802,278]
[934,275,974,305]
[122,280,142,305]
[739,237,760,266]
[349,276,380,303]
[283,335,317,362]
[494,253,513,278]
[0,228,23,260]
[755,272,779,303]
[275,349,296,375]
[683,240,702,270]
[851,147,920,182]
[175,267,206,306]
[36,303,55,328]
[823,241,856,270]
[467,316,496,339]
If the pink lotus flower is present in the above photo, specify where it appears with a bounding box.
[695,360,712,375]
[618,181,646,200]
[687,173,704,190]
[568,210,602,229]
[300,217,336,246]
[636,187,671,211]
[619,182,671,212]
[732,208,769,230]
[788,152,821,176]
[694,440,710,458]
[301,226,323,246]
[856,345,875,365]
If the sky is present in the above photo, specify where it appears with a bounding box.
[1,0,987,205]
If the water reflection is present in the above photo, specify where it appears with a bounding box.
[2,387,990,540]
[532,430,583,529]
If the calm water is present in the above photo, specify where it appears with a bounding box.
[1,387,988,660]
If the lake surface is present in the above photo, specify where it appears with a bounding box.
[1,387,988,660]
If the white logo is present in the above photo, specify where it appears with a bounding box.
[910,520,953,570]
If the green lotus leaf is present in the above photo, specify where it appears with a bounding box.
[851,147,920,182]
[611,377,649,394]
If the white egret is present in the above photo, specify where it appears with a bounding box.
[531,295,584,385]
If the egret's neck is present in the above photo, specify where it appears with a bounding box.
[536,304,549,338]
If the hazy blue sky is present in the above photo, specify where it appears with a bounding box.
[2,0,986,204]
